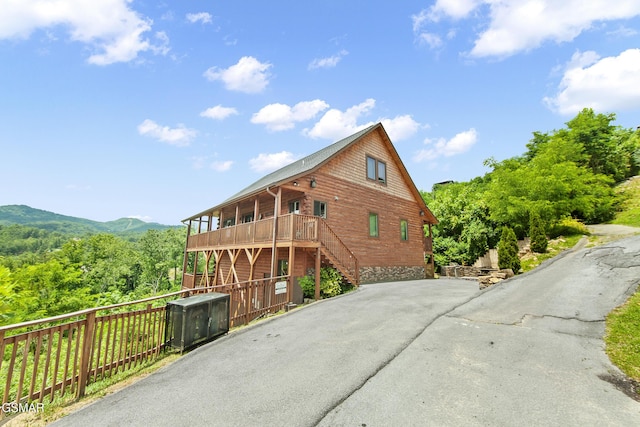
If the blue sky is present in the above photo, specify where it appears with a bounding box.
[1,1,640,225]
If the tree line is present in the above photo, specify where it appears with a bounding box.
[0,226,186,326]
[422,108,640,271]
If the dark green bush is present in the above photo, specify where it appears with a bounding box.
[297,267,344,299]
[529,211,548,253]
[547,218,590,238]
[498,227,520,273]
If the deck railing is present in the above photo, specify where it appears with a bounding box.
[186,213,359,283]
[0,276,290,412]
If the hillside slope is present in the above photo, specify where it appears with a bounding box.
[0,204,177,234]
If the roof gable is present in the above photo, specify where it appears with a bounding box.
[184,123,437,224]
[217,124,377,205]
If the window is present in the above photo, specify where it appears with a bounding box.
[366,156,376,180]
[369,213,379,237]
[313,201,327,218]
[400,220,408,241]
[366,155,386,184]
[289,200,300,214]
[377,161,386,183]
[224,218,235,227]
[243,213,254,223]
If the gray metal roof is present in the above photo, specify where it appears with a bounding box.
[218,123,378,205]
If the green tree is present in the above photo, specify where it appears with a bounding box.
[498,227,520,273]
[486,135,615,231]
[421,178,498,268]
[529,211,548,253]
[0,264,15,325]
[60,234,141,294]
[138,230,172,295]
[11,259,93,322]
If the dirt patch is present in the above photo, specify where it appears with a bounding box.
[599,373,640,402]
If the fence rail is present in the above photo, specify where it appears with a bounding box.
[0,275,291,413]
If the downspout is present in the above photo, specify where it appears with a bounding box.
[266,186,278,278]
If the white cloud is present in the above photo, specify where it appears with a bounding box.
[251,100,329,131]
[308,50,349,70]
[200,105,239,120]
[416,33,443,49]
[0,0,165,65]
[203,56,272,94]
[137,119,196,147]
[249,151,298,173]
[186,12,212,24]
[211,160,233,172]
[380,115,421,142]
[304,99,376,140]
[414,128,477,161]
[544,49,640,115]
[412,1,640,58]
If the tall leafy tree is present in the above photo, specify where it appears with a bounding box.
[11,259,93,321]
[486,135,615,232]
[422,178,498,268]
[138,229,172,295]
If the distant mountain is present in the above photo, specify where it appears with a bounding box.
[0,205,180,235]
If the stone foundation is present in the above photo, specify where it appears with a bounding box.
[359,266,426,284]
[441,265,485,278]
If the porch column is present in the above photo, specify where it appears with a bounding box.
[287,247,295,302]
[315,247,321,300]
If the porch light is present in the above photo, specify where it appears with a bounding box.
[310,178,317,188]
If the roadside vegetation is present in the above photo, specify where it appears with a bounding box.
[604,175,640,388]
[611,176,640,227]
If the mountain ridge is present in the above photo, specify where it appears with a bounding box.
[0,204,179,235]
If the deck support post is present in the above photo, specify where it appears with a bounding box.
[315,247,321,300]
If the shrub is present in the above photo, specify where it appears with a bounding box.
[498,227,520,273]
[297,267,344,299]
[547,217,590,238]
[529,211,548,253]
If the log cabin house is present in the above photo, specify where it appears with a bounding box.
[181,123,437,300]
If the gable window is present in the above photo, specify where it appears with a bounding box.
[369,213,379,237]
[289,200,301,214]
[313,201,327,218]
[400,220,408,241]
[366,155,386,184]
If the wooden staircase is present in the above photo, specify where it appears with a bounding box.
[317,220,359,285]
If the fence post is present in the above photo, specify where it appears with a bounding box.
[245,280,253,325]
[77,310,96,398]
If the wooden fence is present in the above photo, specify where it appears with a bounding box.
[0,276,291,413]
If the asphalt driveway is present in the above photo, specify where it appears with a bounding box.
[51,234,640,426]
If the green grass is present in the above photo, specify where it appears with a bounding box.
[605,175,640,391]
[611,176,640,227]
[605,293,640,383]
